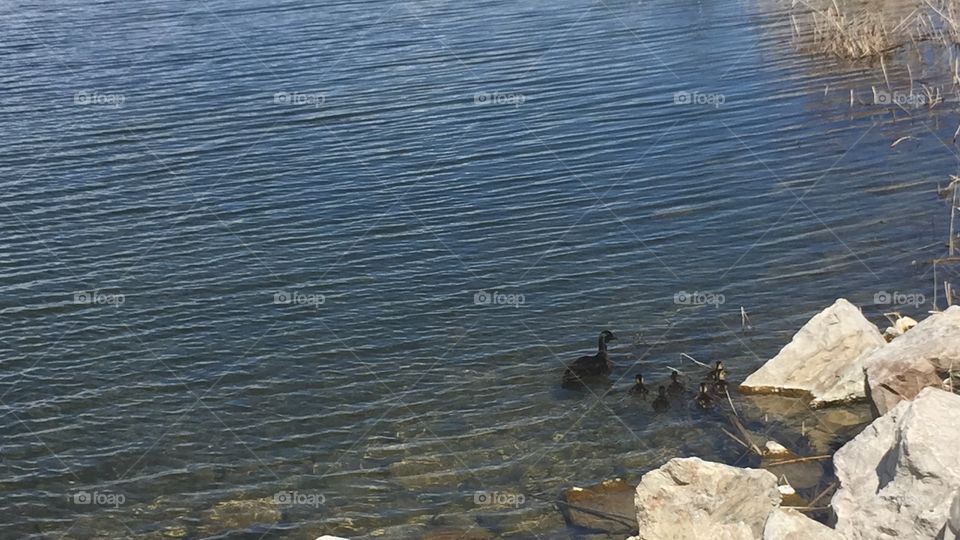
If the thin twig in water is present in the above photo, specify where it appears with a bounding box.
[728,412,762,456]
[767,455,832,466]
[891,136,914,147]
[807,480,839,507]
[951,183,958,257]
[726,388,742,420]
[720,427,751,450]
[681,353,710,368]
[784,506,831,512]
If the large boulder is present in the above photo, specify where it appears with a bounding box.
[864,306,960,414]
[949,490,960,539]
[634,457,780,540]
[560,478,636,534]
[832,387,960,539]
[763,508,842,539]
[740,298,886,407]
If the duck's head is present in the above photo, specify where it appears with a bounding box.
[658,385,667,396]
[600,330,617,343]
[635,374,644,385]
[715,360,724,371]
[670,370,680,381]
[699,382,708,393]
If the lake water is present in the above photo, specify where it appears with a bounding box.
[2,0,959,538]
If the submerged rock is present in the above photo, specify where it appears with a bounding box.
[560,478,635,535]
[832,387,960,539]
[634,457,780,540]
[864,306,960,414]
[761,457,824,491]
[762,508,842,540]
[740,298,886,407]
[200,496,281,535]
[418,528,495,539]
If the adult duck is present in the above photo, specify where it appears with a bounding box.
[562,330,616,384]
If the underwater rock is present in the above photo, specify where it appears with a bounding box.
[761,440,792,459]
[634,457,780,540]
[762,508,842,539]
[761,457,825,491]
[560,478,635,535]
[418,528,495,539]
[864,306,960,414]
[740,298,886,407]
[832,388,960,539]
[200,496,281,535]
[387,456,462,489]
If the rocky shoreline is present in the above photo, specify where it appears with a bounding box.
[621,300,960,540]
[318,299,960,540]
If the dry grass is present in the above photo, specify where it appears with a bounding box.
[791,0,960,61]
[792,0,904,59]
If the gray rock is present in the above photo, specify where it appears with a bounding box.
[763,508,842,540]
[634,457,780,540]
[832,387,960,539]
[740,298,886,407]
[948,490,960,539]
[864,306,960,414]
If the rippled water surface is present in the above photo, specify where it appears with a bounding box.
[3,0,960,538]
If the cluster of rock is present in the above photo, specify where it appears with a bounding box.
[739,299,960,413]
[627,299,960,540]
[632,387,960,539]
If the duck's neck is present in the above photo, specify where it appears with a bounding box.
[597,335,607,352]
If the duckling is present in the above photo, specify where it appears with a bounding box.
[562,330,617,385]
[667,369,684,395]
[629,374,649,398]
[712,371,728,395]
[694,382,713,409]
[652,386,670,412]
[707,360,726,382]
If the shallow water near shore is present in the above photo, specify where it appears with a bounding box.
[2,0,960,537]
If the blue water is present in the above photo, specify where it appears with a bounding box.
[1,0,958,537]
